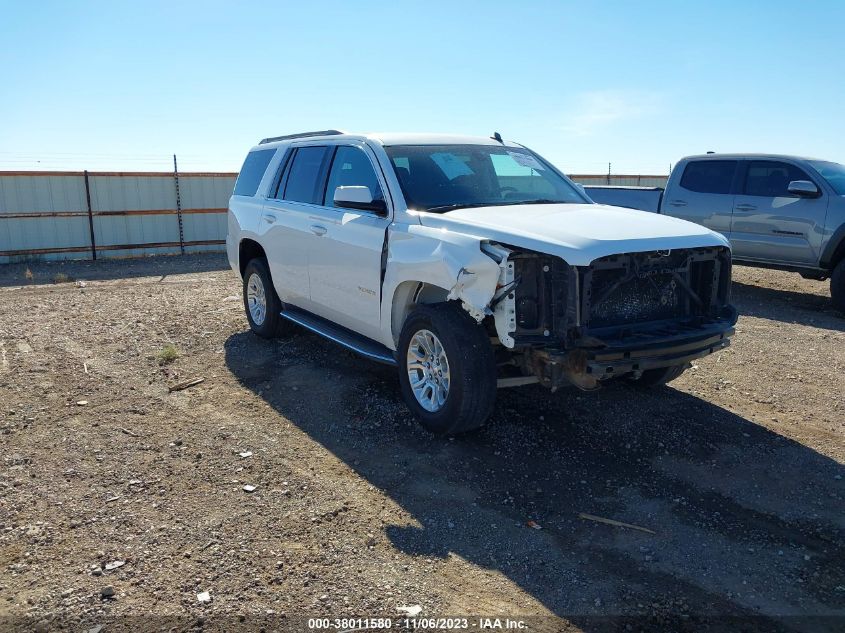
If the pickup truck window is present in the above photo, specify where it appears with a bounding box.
[744,161,814,197]
[384,144,586,212]
[323,146,385,208]
[679,160,737,194]
[809,160,845,195]
[283,146,331,204]
[234,149,275,197]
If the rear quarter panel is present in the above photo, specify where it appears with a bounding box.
[226,194,264,274]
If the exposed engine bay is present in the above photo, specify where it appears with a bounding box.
[482,243,737,390]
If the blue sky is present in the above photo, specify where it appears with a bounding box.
[1,1,843,174]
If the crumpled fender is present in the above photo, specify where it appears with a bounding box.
[381,224,500,348]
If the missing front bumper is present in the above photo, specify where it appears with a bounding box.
[584,327,734,377]
[527,321,735,391]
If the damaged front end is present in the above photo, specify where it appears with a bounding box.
[485,245,737,390]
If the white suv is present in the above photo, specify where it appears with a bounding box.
[227,131,737,434]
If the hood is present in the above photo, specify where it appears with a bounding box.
[416,203,729,266]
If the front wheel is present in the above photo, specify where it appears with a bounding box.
[831,259,845,313]
[397,303,496,435]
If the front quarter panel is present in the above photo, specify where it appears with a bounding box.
[380,224,500,349]
[820,195,845,269]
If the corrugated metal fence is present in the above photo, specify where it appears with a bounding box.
[0,171,667,264]
[570,174,669,188]
[0,170,236,264]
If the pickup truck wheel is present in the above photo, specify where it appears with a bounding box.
[398,303,496,435]
[831,259,845,312]
[242,258,288,338]
[631,364,686,387]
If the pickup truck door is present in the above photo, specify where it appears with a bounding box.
[730,160,829,265]
[259,145,333,309]
[305,144,391,343]
[663,159,738,238]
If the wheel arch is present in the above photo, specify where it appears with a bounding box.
[389,281,452,348]
[238,238,267,278]
[821,232,845,271]
[381,226,502,349]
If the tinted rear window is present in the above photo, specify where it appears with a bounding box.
[234,149,275,197]
[680,160,737,194]
[283,146,331,204]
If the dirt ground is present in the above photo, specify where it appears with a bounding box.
[0,254,842,633]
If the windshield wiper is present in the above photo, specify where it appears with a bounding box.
[424,202,501,213]
[504,198,567,205]
[423,199,571,213]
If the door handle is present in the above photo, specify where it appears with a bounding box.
[669,200,687,207]
[264,214,277,224]
[735,204,757,211]
[310,224,327,236]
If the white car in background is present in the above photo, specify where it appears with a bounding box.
[227,131,737,434]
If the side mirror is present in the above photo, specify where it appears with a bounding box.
[787,180,820,198]
[333,185,387,213]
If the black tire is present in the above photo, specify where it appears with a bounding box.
[831,259,845,313]
[397,302,496,435]
[242,258,290,339]
[630,364,687,388]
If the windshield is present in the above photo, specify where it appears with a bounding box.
[384,144,588,212]
[809,160,845,195]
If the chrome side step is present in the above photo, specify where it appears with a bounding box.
[279,307,397,366]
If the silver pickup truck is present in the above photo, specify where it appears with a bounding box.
[585,154,845,311]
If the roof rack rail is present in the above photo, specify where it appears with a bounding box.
[259,130,344,144]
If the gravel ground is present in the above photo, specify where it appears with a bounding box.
[0,254,842,633]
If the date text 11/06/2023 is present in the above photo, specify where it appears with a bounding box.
[307,617,528,630]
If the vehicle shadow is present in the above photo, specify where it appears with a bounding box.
[730,281,844,332]
[0,252,229,287]
[224,330,845,632]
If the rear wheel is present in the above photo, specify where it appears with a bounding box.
[397,303,496,435]
[242,258,290,338]
[831,259,845,312]
[630,364,687,387]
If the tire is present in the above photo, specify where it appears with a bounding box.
[630,364,687,388]
[831,259,845,313]
[242,258,289,339]
[397,302,497,435]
